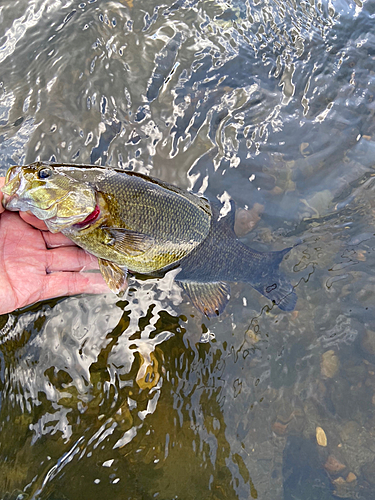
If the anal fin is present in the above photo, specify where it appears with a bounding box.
[98,258,128,297]
[179,281,230,318]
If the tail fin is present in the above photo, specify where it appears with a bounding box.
[252,271,297,311]
[242,243,297,311]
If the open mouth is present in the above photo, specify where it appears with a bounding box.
[1,192,14,208]
[2,173,21,209]
[1,192,25,211]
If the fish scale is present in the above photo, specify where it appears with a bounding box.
[2,162,297,316]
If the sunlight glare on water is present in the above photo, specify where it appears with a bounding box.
[1,0,375,498]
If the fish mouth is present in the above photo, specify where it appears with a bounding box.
[1,167,22,209]
[2,178,73,219]
[2,190,61,216]
[2,165,99,233]
[1,192,17,210]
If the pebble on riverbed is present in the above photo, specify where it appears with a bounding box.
[320,350,339,378]
[316,426,327,447]
[361,460,375,485]
[346,472,357,483]
[360,329,375,356]
[234,204,264,237]
[324,455,346,474]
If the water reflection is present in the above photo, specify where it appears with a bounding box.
[0,288,252,498]
[1,0,375,498]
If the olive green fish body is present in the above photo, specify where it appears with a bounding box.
[63,169,212,273]
[2,163,212,274]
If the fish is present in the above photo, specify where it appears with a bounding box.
[1,162,297,316]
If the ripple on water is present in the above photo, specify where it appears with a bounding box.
[1,0,375,499]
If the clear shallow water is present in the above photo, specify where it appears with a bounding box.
[1,0,375,498]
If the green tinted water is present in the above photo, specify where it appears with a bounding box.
[1,0,375,498]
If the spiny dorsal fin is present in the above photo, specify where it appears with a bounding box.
[98,258,128,296]
[179,281,231,318]
[103,227,155,256]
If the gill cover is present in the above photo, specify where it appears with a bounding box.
[2,162,97,232]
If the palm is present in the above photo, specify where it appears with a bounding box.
[0,210,107,315]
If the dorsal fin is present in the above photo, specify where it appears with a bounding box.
[125,170,212,217]
[211,200,237,238]
[50,163,212,218]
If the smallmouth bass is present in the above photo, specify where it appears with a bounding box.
[2,162,297,316]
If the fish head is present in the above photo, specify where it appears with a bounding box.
[1,162,97,232]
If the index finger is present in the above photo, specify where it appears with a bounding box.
[43,231,80,248]
[20,211,48,230]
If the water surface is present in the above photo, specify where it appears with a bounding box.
[1,0,375,498]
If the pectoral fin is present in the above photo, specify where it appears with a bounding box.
[103,227,154,256]
[98,258,128,296]
[179,281,230,318]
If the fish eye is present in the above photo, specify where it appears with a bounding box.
[38,168,53,179]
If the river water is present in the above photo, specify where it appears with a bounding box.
[1,0,375,498]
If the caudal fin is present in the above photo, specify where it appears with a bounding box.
[252,271,297,311]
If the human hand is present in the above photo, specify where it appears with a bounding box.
[0,177,107,315]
